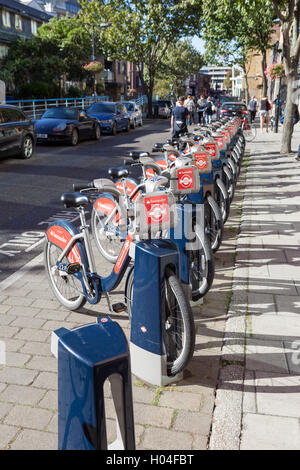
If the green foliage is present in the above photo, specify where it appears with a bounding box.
[17,81,59,99]
[66,85,82,98]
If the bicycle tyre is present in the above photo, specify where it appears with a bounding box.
[223,165,235,202]
[124,266,195,376]
[215,178,230,224]
[205,195,223,253]
[243,122,256,142]
[91,207,123,263]
[44,240,86,311]
[188,226,215,301]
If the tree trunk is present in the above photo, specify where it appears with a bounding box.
[261,51,268,97]
[243,71,249,105]
[280,70,297,153]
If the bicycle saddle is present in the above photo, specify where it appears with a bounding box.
[108,167,129,179]
[61,192,90,208]
[128,151,150,160]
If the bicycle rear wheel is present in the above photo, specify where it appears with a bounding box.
[204,195,223,253]
[124,266,195,376]
[44,241,86,310]
[188,227,215,301]
[215,178,230,224]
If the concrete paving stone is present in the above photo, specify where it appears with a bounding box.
[240,413,300,450]
[158,390,202,411]
[243,370,256,413]
[36,309,70,322]
[20,341,52,356]
[10,316,46,329]
[6,306,41,318]
[0,305,12,314]
[0,383,7,393]
[31,298,65,310]
[255,372,300,418]
[247,277,298,296]
[133,403,174,428]
[1,287,32,297]
[45,413,57,434]
[0,402,13,420]
[38,390,57,410]
[0,315,16,325]
[173,409,211,436]
[192,435,208,450]
[4,352,31,367]
[248,314,300,341]
[0,326,20,339]
[32,372,57,390]
[284,341,300,374]
[14,327,50,343]
[0,424,19,449]
[141,427,193,450]
[268,263,300,280]
[0,367,38,386]
[275,295,300,317]
[2,338,25,353]
[4,297,34,307]
[132,386,156,405]
[9,428,57,450]
[41,320,78,331]
[4,404,54,430]
[245,338,289,374]
[247,292,276,316]
[25,355,57,373]
[285,248,300,264]
[0,384,45,406]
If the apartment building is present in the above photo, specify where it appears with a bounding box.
[200,65,231,91]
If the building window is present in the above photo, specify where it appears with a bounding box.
[2,10,11,28]
[0,43,8,58]
[15,14,22,31]
[31,20,37,35]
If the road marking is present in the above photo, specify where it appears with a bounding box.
[0,251,43,293]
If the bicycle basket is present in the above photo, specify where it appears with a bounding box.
[134,191,177,238]
[170,165,200,195]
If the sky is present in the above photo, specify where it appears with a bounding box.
[191,36,205,54]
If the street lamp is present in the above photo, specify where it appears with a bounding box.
[89,22,111,96]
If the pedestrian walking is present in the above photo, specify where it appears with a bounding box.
[184,94,196,125]
[171,96,189,138]
[248,96,258,123]
[205,97,213,124]
[197,95,207,125]
[259,96,272,133]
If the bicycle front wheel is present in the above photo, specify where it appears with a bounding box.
[124,266,195,376]
[243,122,256,142]
[44,241,86,311]
[204,195,224,253]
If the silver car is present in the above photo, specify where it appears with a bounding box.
[122,101,143,128]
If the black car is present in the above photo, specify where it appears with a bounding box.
[220,102,248,117]
[35,108,101,145]
[0,104,36,160]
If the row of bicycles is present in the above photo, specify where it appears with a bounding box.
[44,115,246,378]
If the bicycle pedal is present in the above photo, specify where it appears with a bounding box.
[112,302,127,313]
[66,263,81,275]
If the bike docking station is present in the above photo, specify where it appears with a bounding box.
[51,317,135,450]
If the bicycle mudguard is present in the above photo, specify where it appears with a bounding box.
[115,177,141,203]
[93,192,124,226]
[45,219,87,266]
[146,159,168,178]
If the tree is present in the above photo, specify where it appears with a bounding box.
[269,0,300,153]
[79,0,202,116]
[154,39,203,98]
[202,0,275,98]
[224,69,232,90]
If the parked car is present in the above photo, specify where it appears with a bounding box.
[152,100,172,118]
[220,102,248,117]
[34,108,101,146]
[121,101,143,128]
[86,101,130,135]
[0,104,36,160]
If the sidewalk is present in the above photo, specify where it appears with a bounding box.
[209,127,300,450]
[0,126,299,450]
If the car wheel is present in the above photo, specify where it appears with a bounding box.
[71,128,79,146]
[111,122,117,136]
[94,124,101,140]
[131,119,136,129]
[20,135,34,159]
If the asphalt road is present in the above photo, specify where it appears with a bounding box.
[0,119,172,283]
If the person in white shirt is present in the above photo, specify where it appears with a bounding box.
[184,95,196,125]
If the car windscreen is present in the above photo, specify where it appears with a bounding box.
[123,103,135,112]
[42,109,78,120]
[223,104,246,111]
[88,103,115,113]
